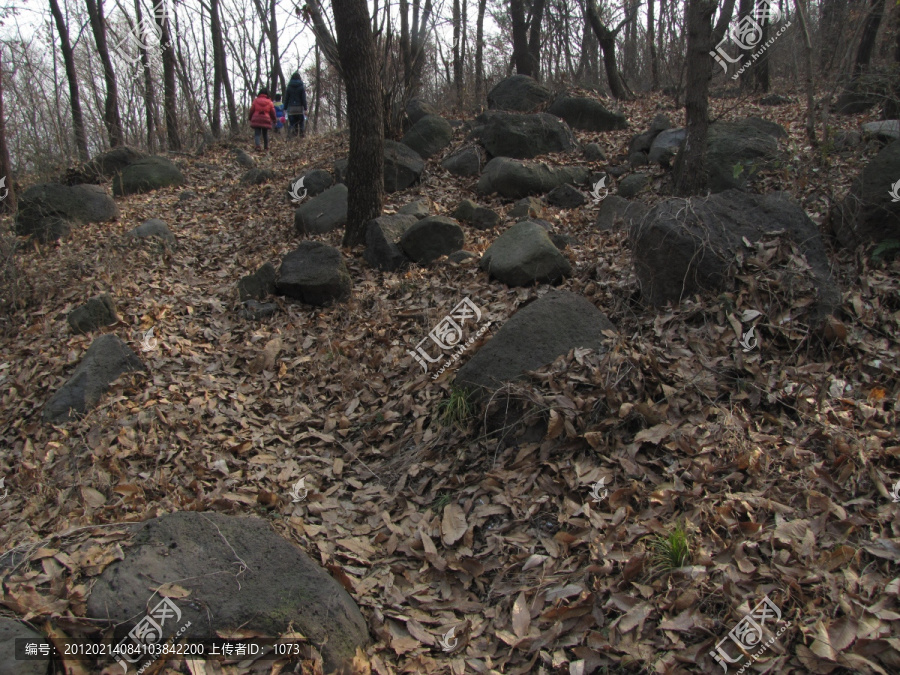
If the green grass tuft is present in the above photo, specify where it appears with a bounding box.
[649,523,691,570]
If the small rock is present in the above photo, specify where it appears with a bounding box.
[508,197,544,220]
[487,75,553,112]
[294,184,348,235]
[548,93,628,131]
[128,218,176,246]
[239,300,278,321]
[607,165,629,178]
[406,98,437,126]
[0,618,51,675]
[235,149,256,168]
[241,168,276,185]
[629,152,649,167]
[178,190,196,202]
[363,214,418,271]
[447,250,478,263]
[596,195,649,231]
[649,114,673,134]
[546,184,587,208]
[397,200,430,219]
[480,220,572,286]
[649,128,686,165]
[68,294,118,334]
[276,241,352,306]
[113,156,185,196]
[582,143,606,161]
[400,216,465,264]
[442,147,483,176]
[618,173,649,198]
[453,199,477,221]
[861,120,900,142]
[384,140,426,192]
[237,262,277,302]
[401,114,453,159]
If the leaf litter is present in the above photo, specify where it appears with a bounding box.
[0,92,898,673]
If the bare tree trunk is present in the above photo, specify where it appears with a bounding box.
[134,0,158,151]
[332,0,383,247]
[753,0,771,92]
[794,0,816,142]
[475,0,486,101]
[313,44,322,131]
[585,0,632,99]
[526,0,546,80]
[452,0,462,105]
[854,0,887,74]
[509,0,532,76]
[49,0,89,161]
[84,0,124,147]
[648,0,659,89]
[0,49,16,214]
[674,0,716,196]
[155,5,181,149]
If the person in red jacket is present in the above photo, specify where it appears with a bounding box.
[248,89,276,151]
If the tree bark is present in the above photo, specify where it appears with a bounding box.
[49,0,90,161]
[332,0,384,248]
[793,0,816,142]
[0,49,16,214]
[84,0,125,147]
[509,0,532,76]
[452,0,463,105]
[674,0,716,196]
[133,0,159,151]
[475,0,486,101]
[648,0,659,89]
[155,3,181,149]
[526,0,545,80]
[854,0,887,74]
[585,0,632,99]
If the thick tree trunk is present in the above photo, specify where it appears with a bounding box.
[509,0,532,76]
[452,0,463,105]
[49,0,89,161]
[84,0,124,147]
[819,0,842,70]
[854,0,887,74]
[332,0,384,248]
[526,0,545,80]
[0,49,16,214]
[155,6,181,149]
[648,0,659,89]
[674,0,716,196]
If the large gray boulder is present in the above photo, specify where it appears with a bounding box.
[474,111,576,159]
[631,190,839,319]
[43,334,145,424]
[363,214,418,271]
[861,120,900,142]
[705,118,786,192]
[547,93,628,132]
[456,290,614,393]
[384,140,426,192]
[0,618,51,675]
[61,146,146,185]
[401,114,453,159]
[294,184,348,234]
[15,183,119,241]
[400,216,465,264]
[477,158,589,199]
[618,173,649,199]
[442,146,483,176]
[67,294,118,334]
[596,195,649,231]
[487,75,553,112]
[480,220,572,286]
[85,512,369,672]
[113,156,185,196]
[406,98,437,126]
[830,139,900,248]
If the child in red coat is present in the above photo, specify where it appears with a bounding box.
[249,89,276,151]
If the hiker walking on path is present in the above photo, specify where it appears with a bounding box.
[285,72,308,137]
[249,89,276,151]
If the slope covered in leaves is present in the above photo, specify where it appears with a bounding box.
[0,92,898,674]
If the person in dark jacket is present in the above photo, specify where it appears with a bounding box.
[248,88,276,151]
[284,72,307,137]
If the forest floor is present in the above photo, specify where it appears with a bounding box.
[0,90,898,675]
